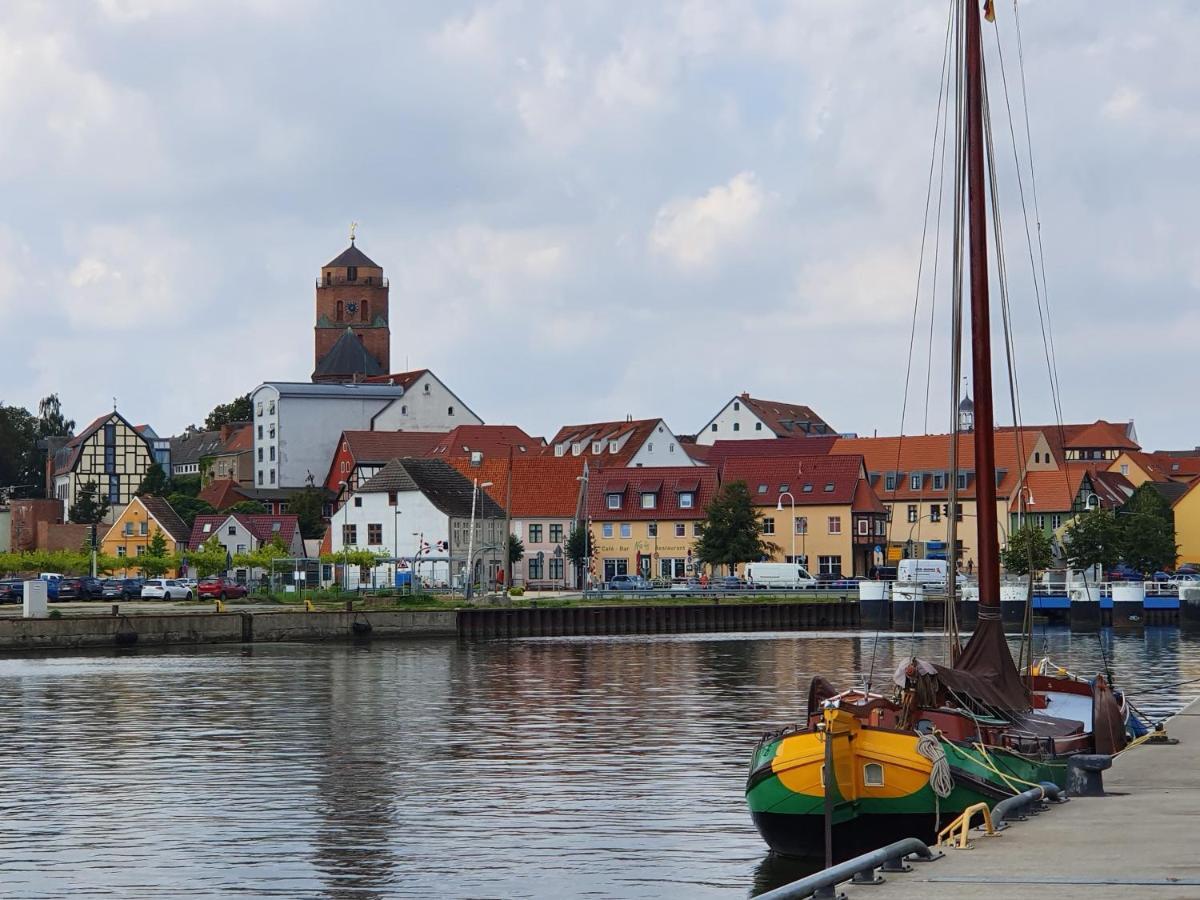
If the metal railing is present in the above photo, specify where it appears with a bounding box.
[316,276,388,288]
[756,838,941,899]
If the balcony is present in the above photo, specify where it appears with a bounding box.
[317,275,388,288]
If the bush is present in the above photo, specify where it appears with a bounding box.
[48,609,63,619]
[508,586,525,597]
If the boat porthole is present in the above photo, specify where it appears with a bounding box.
[864,763,884,787]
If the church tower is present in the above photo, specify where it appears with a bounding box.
[312,232,391,383]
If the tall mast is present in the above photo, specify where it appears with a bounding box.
[964,0,999,607]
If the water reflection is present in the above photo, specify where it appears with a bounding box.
[0,628,1196,898]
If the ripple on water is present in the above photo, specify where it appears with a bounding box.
[0,629,1198,898]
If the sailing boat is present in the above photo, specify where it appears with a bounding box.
[745,0,1130,858]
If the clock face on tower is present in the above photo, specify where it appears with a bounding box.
[346,301,358,314]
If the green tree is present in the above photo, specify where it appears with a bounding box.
[694,481,779,575]
[565,523,592,589]
[137,463,170,496]
[138,529,173,578]
[1063,509,1122,575]
[229,500,269,515]
[168,494,216,528]
[1120,514,1177,575]
[204,394,253,430]
[288,487,327,539]
[0,403,40,495]
[1001,523,1054,576]
[1123,483,1173,522]
[68,480,111,525]
[170,475,202,498]
[189,535,229,578]
[36,394,75,439]
[507,533,525,565]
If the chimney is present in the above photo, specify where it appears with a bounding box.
[220,423,232,443]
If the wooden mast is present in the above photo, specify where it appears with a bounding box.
[965,0,999,608]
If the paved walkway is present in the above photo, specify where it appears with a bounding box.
[840,698,1200,899]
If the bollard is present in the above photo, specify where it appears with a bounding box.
[214,599,225,613]
[345,598,353,612]
[1066,754,1112,797]
[111,604,119,617]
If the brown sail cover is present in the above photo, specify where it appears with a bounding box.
[1092,674,1128,755]
[952,612,1030,711]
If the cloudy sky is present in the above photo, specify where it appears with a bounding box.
[1,0,1196,449]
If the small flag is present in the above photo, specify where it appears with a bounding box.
[983,0,995,22]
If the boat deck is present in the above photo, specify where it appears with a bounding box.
[834,697,1200,899]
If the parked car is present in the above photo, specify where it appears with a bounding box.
[868,565,899,581]
[1177,564,1200,576]
[197,577,248,600]
[58,576,106,600]
[606,574,651,591]
[0,580,23,604]
[102,578,145,600]
[1105,564,1142,582]
[176,578,198,591]
[141,579,194,600]
[1170,573,1200,587]
[744,562,818,590]
[827,577,863,590]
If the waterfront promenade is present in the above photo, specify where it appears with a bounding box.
[834,699,1200,899]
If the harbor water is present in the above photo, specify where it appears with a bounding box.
[1,628,1198,898]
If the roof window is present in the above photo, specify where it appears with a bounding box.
[757,484,768,493]
[802,483,813,493]
[824,483,835,492]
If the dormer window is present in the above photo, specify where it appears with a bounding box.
[609,440,619,453]
[641,492,657,509]
[679,492,695,509]
[932,473,946,490]
[910,474,922,491]
[606,493,622,509]
[555,445,565,457]
[957,473,969,490]
[884,473,897,491]
[593,441,603,453]
[572,442,583,456]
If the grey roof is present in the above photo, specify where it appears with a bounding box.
[359,458,504,518]
[325,242,379,269]
[170,429,225,467]
[1146,481,1189,506]
[138,496,192,544]
[313,328,386,380]
[257,381,405,399]
[959,396,975,412]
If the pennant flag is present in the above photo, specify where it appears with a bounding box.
[983,0,995,22]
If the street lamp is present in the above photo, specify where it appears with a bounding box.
[576,472,590,595]
[1084,492,1101,511]
[465,479,493,600]
[777,491,797,566]
[1018,486,1035,532]
[392,505,402,590]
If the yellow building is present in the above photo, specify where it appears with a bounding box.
[1173,480,1200,567]
[100,496,191,576]
[721,455,887,578]
[586,466,718,581]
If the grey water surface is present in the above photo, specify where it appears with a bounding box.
[1,628,1197,899]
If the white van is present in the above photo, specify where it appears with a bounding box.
[744,562,818,589]
[896,559,966,588]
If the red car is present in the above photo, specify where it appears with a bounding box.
[197,577,248,600]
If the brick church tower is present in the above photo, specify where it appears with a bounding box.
[312,235,391,383]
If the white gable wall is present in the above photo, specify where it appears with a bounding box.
[372,373,483,432]
[695,398,772,445]
[626,421,697,467]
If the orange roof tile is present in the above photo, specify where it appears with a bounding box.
[444,456,585,518]
[427,425,544,460]
[720,455,867,506]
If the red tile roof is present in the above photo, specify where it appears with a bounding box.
[342,430,444,462]
[1089,470,1136,508]
[587,465,719,521]
[445,456,585,518]
[220,424,254,454]
[361,368,430,389]
[720,454,869,506]
[736,394,835,436]
[427,425,544,460]
[187,513,301,550]
[1006,467,1086,513]
[700,436,838,466]
[198,479,252,511]
[830,430,1044,500]
[1116,451,1173,482]
[1146,452,1200,481]
[546,418,670,468]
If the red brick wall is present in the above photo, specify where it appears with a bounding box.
[313,281,391,375]
[38,522,92,552]
[10,499,65,551]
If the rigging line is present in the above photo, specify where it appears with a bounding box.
[1012,0,1067,425]
[944,0,966,661]
[982,52,1035,672]
[989,15,1072,513]
[868,0,957,691]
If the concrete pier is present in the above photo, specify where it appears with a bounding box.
[835,699,1200,899]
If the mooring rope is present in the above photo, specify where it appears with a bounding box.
[917,731,954,831]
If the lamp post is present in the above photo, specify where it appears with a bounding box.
[393,506,402,590]
[576,471,590,595]
[465,479,493,600]
[338,480,349,592]
[1018,486,1035,533]
[1084,492,1101,512]
[777,491,797,566]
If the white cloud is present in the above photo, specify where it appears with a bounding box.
[650,172,765,270]
[1103,85,1141,120]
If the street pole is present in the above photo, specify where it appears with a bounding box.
[777,491,796,567]
[466,479,478,600]
[393,506,401,591]
[338,480,349,592]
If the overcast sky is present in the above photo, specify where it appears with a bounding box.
[1,1,1196,450]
